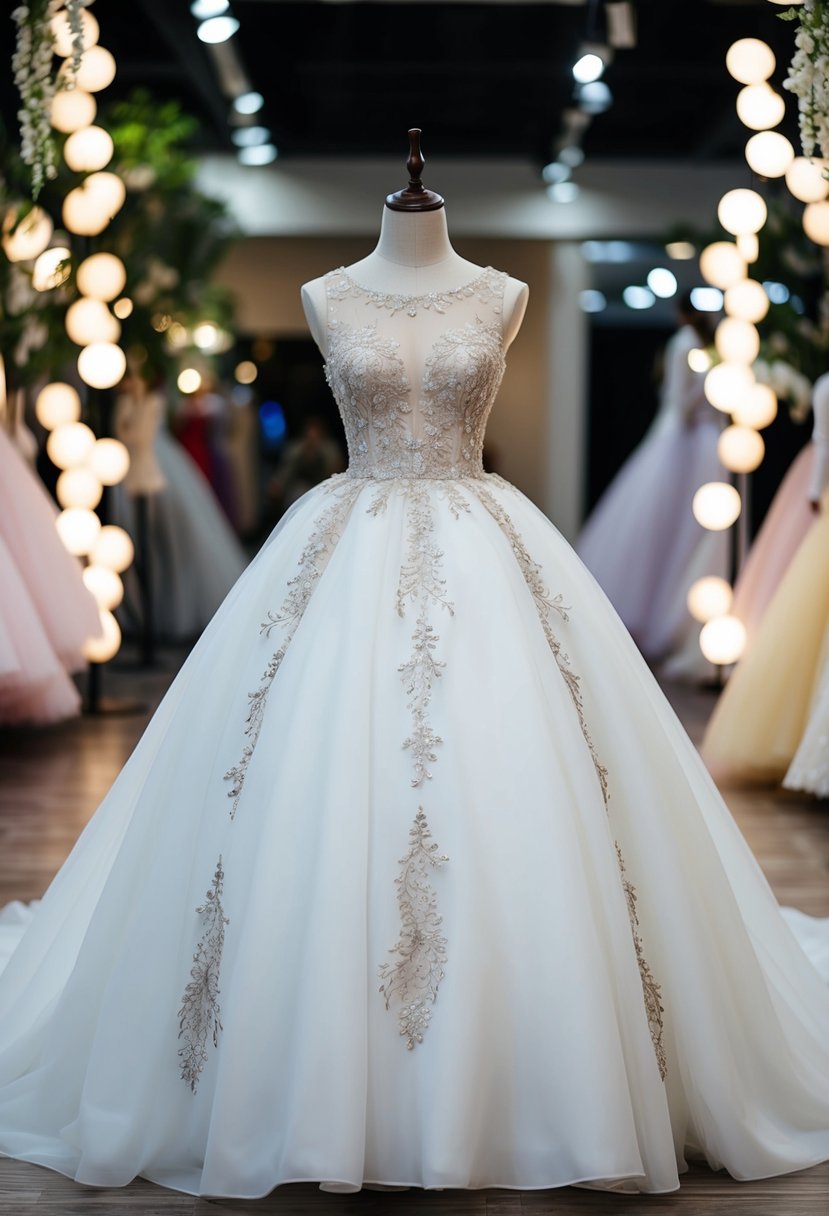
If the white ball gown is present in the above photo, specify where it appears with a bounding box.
[0,268,828,1198]
[577,325,728,663]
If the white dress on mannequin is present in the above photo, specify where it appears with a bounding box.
[0,241,828,1198]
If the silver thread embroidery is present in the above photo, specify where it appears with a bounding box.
[399,613,446,788]
[379,809,449,1048]
[178,857,229,1092]
[471,482,667,1080]
[329,266,505,318]
[224,483,361,819]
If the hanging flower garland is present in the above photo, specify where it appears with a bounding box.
[778,1,829,160]
[12,0,89,198]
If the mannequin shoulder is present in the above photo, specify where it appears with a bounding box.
[501,274,529,349]
[300,273,332,355]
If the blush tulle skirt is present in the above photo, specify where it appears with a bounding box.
[0,473,827,1197]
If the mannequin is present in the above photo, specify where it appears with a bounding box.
[301,129,528,354]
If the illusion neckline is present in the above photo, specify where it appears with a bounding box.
[334,265,498,303]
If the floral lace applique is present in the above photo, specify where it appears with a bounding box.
[178,858,229,1092]
[379,808,449,1048]
[329,266,505,318]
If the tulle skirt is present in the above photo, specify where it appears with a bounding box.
[0,473,827,1197]
[577,419,728,659]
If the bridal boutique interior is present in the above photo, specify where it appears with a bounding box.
[1,0,829,1212]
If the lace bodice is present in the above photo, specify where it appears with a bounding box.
[322,266,508,480]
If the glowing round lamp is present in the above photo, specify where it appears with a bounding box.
[692,482,742,531]
[83,565,124,611]
[723,279,769,323]
[73,45,116,93]
[715,318,760,365]
[83,609,121,664]
[88,438,130,485]
[63,186,109,236]
[35,382,81,430]
[704,362,755,412]
[699,241,746,289]
[688,348,712,373]
[177,368,202,394]
[63,125,113,172]
[56,467,103,511]
[735,83,785,131]
[2,206,53,262]
[85,171,126,217]
[785,157,829,203]
[50,89,96,134]
[699,615,747,666]
[52,8,99,58]
[732,383,778,430]
[46,421,96,470]
[76,252,127,302]
[737,233,759,263]
[90,525,134,573]
[726,38,775,85]
[193,322,220,350]
[718,425,765,473]
[235,360,257,384]
[56,507,101,557]
[745,131,794,178]
[687,576,734,624]
[32,246,71,292]
[803,201,829,246]
[78,342,126,390]
[65,298,120,346]
[717,189,767,236]
[113,297,133,319]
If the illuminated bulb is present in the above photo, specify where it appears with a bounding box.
[699,241,746,289]
[32,246,71,291]
[51,8,99,58]
[56,507,101,557]
[76,252,127,301]
[688,348,712,373]
[177,368,202,394]
[83,566,124,611]
[732,383,778,430]
[83,609,121,664]
[726,38,776,85]
[745,131,794,178]
[73,45,116,92]
[803,201,829,246]
[63,125,113,172]
[233,90,264,115]
[90,525,134,573]
[35,382,81,430]
[65,298,120,346]
[1,206,52,262]
[87,438,130,486]
[197,15,240,42]
[718,425,765,473]
[573,53,604,84]
[47,421,96,470]
[56,467,102,510]
[113,297,133,319]
[85,172,126,217]
[735,83,786,131]
[737,233,759,263]
[704,362,755,412]
[191,0,230,16]
[235,360,257,384]
[692,482,742,531]
[687,576,734,624]
[715,318,760,365]
[724,279,769,323]
[665,241,696,260]
[647,267,678,298]
[193,322,220,350]
[700,615,747,666]
[78,343,127,390]
[50,89,96,134]
[785,157,829,203]
[718,188,767,236]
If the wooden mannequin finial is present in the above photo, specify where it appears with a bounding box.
[386,128,445,212]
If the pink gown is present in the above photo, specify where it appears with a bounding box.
[0,428,99,725]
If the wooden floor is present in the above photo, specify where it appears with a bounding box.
[0,651,827,1214]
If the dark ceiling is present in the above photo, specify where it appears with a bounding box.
[1,1,804,168]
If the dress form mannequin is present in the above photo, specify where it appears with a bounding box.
[302,130,528,355]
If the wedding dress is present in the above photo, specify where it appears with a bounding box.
[0,266,828,1198]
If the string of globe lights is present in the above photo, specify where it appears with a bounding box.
[5,3,134,669]
[683,3,828,671]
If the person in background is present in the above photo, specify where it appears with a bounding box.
[267,415,345,517]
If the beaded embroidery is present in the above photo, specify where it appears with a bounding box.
[177,858,229,1092]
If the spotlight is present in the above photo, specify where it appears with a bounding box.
[542,162,572,185]
[547,182,580,203]
[622,285,655,310]
[231,126,271,147]
[197,15,239,43]
[238,144,279,166]
[573,53,604,84]
[233,91,264,115]
[191,0,229,16]
[577,81,612,115]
